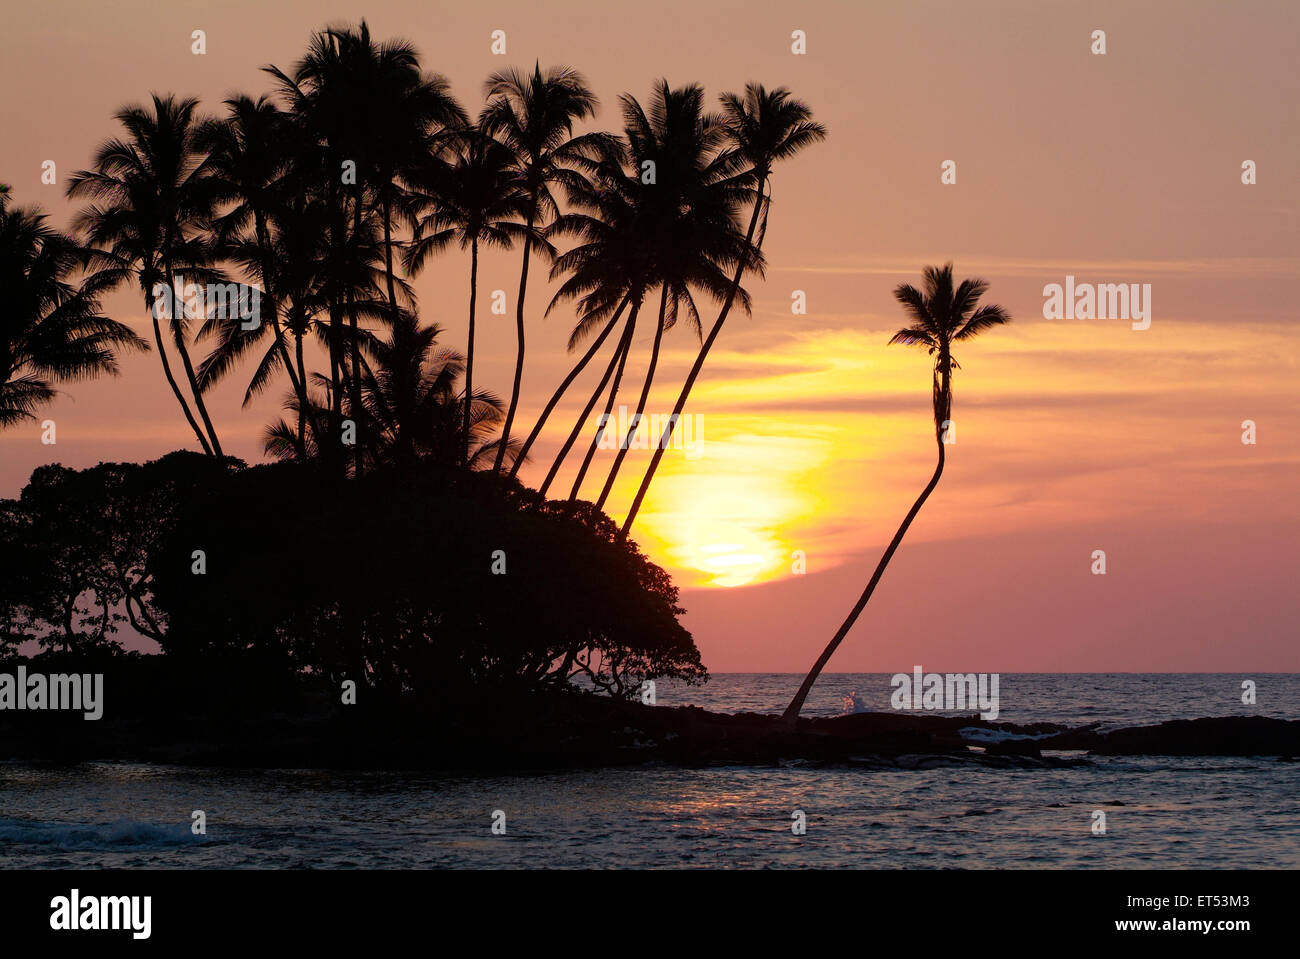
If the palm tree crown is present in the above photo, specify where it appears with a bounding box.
[889,262,1012,435]
[66,93,225,455]
[0,198,144,428]
[480,62,617,473]
[782,264,1010,723]
[405,127,526,465]
[618,84,824,535]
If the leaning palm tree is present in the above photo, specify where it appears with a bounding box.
[782,263,1011,722]
[621,84,825,535]
[565,292,641,500]
[505,169,643,486]
[540,81,753,502]
[67,93,226,455]
[404,128,525,465]
[533,173,649,499]
[0,196,145,427]
[591,81,757,509]
[480,63,617,474]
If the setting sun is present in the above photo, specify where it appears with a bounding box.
[616,421,829,587]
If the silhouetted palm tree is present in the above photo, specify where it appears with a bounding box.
[566,296,640,500]
[263,375,332,464]
[0,195,145,427]
[480,63,616,474]
[534,168,648,498]
[258,190,332,455]
[312,23,466,468]
[196,95,303,410]
[505,169,642,485]
[355,42,465,320]
[361,314,515,470]
[356,314,459,469]
[267,315,511,470]
[253,194,394,473]
[621,84,825,535]
[266,34,345,455]
[539,81,753,502]
[782,263,1010,722]
[199,106,403,444]
[405,128,525,465]
[67,94,226,454]
[591,81,757,510]
[266,20,431,475]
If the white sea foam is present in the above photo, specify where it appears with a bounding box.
[958,727,1054,744]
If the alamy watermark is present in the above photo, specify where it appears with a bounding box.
[596,405,703,458]
[152,273,262,329]
[890,666,1000,720]
[50,890,150,939]
[1042,275,1151,330]
[0,667,103,720]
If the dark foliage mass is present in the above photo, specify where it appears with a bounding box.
[0,453,705,701]
[0,21,833,716]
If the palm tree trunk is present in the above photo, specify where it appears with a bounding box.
[382,196,400,318]
[781,370,951,724]
[596,285,668,510]
[464,237,479,467]
[507,295,630,481]
[538,301,640,498]
[620,177,768,536]
[163,263,224,456]
[568,319,634,501]
[494,205,536,474]
[254,212,302,401]
[348,195,365,478]
[327,180,345,476]
[145,286,212,455]
[327,298,343,470]
[295,325,308,456]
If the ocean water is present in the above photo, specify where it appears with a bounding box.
[656,672,1300,727]
[2,674,1297,869]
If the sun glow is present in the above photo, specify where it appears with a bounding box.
[593,315,1300,592]
[644,495,794,588]
[619,427,831,588]
[604,332,900,588]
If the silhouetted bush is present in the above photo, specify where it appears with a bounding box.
[0,452,230,653]
[0,453,705,704]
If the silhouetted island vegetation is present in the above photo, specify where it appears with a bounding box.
[0,20,826,743]
[0,454,1294,771]
[2,22,1291,769]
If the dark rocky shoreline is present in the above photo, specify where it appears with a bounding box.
[4,691,1298,772]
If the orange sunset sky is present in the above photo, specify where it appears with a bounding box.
[1,0,1297,671]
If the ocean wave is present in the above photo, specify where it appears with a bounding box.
[958,727,1055,744]
[0,816,197,849]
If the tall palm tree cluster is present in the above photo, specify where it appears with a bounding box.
[2,22,1016,716]
[2,21,826,527]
